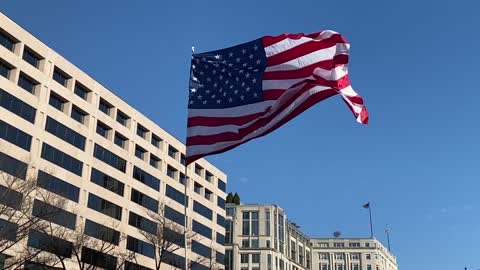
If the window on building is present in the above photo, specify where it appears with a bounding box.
[99,98,113,116]
[96,121,111,138]
[350,253,360,260]
[265,210,271,236]
[137,124,148,139]
[87,193,122,220]
[335,253,344,260]
[166,185,187,206]
[81,246,117,270]
[352,264,360,270]
[251,238,259,248]
[299,246,304,265]
[216,232,224,245]
[116,110,130,126]
[52,67,70,87]
[336,264,344,270]
[226,206,236,217]
[179,173,186,185]
[320,264,329,270]
[349,242,360,248]
[150,154,161,169]
[180,153,186,165]
[114,132,127,149]
[151,134,161,148]
[0,152,27,180]
[127,236,155,258]
[334,242,345,248]
[365,242,371,247]
[84,219,120,245]
[240,254,248,263]
[167,165,178,179]
[168,145,178,159]
[242,211,259,236]
[0,59,13,79]
[22,47,42,68]
[191,240,211,258]
[0,88,36,123]
[45,117,86,150]
[366,254,371,260]
[37,170,80,202]
[291,240,297,259]
[74,82,91,100]
[194,182,203,195]
[225,220,233,244]
[125,261,154,270]
[366,265,372,270]
[0,185,22,210]
[205,171,213,182]
[0,119,32,151]
[0,218,17,242]
[195,164,203,176]
[135,145,147,160]
[164,205,185,226]
[0,29,17,51]
[193,201,212,220]
[192,220,212,239]
[252,254,260,263]
[90,168,124,196]
[204,189,212,201]
[49,92,67,112]
[132,166,160,191]
[71,105,87,124]
[27,230,73,258]
[130,188,159,212]
[93,144,126,172]
[319,242,329,247]
[217,197,225,209]
[129,211,157,235]
[41,143,83,176]
[18,72,38,94]
[218,179,226,192]
[319,253,329,260]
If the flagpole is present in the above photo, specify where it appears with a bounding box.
[183,163,188,270]
[183,46,195,270]
[363,202,374,238]
[368,205,373,238]
[385,228,391,251]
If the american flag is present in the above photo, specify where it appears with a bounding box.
[186,30,368,165]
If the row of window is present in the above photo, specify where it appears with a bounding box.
[319,252,371,260]
[318,241,369,248]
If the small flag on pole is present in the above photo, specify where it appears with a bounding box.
[363,202,370,209]
[186,31,369,165]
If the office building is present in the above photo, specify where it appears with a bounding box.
[225,204,397,270]
[0,12,226,270]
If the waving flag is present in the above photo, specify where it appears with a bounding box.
[186,30,368,165]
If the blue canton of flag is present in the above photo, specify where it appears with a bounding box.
[189,39,267,109]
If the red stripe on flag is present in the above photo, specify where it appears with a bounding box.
[265,34,346,67]
[263,58,348,80]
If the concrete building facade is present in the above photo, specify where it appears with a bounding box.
[224,204,397,270]
[0,12,226,270]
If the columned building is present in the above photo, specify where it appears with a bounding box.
[225,204,397,270]
[0,12,226,270]
[310,238,397,270]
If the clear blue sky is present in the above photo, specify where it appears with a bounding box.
[2,1,479,269]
